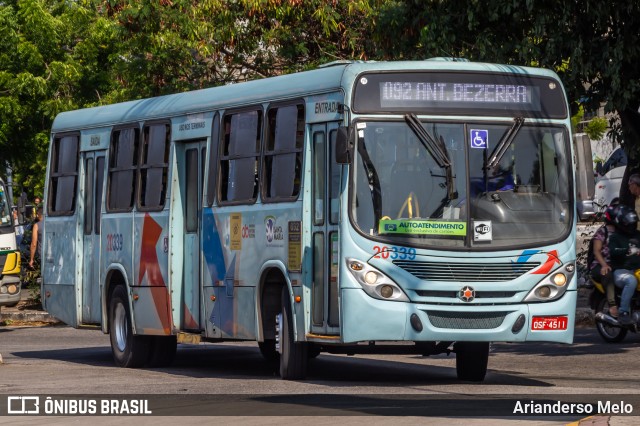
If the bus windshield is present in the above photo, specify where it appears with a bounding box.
[0,185,12,227]
[351,120,571,249]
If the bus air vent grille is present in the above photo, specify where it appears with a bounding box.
[392,260,540,282]
[425,310,508,329]
[415,290,517,298]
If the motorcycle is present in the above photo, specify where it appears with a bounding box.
[589,270,640,342]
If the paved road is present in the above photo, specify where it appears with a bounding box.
[1,325,640,425]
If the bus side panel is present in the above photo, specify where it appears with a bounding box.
[202,208,225,338]
[214,286,256,339]
[131,212,172,335]
[205,208,259,339]
[42,217,79,327]
[130,286,172,335]
[204,204,301,340]
[101,213,134,324]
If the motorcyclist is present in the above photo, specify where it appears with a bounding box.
[590,200,621,316]
[608,205,640,325]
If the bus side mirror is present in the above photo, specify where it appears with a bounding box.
[335,126,352,164]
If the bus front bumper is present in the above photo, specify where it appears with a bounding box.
[0,275,22,307]
[340,288,577,344]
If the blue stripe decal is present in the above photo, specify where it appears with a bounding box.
[516,249,541,263]
[202,209,226,282]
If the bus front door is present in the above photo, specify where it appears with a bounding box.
[81,151,105,324]
[310,123,341,336]
[174,140,206,331]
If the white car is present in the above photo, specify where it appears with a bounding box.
[594,165,625,211]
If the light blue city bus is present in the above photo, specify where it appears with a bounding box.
[43,59,577,381]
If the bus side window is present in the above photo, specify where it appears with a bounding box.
[49,134,79,215]
[139,123,170,210]
[263,104,303,201]
[219,110,261,204]
[108,127,139,211]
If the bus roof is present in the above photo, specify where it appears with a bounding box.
[51,60,560,133]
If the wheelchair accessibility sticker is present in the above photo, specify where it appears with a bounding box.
[470,129,488,149]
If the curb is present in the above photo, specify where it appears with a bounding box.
[0,310,60,324]
[576,307,595,327]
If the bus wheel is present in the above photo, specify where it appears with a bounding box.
[278,287,308,379]
[258,339,278,364]
[109,285,150,368]
[148,336,177,367]
[455,342,489,382]
[307,344,321,359]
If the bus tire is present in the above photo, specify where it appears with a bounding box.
[455,342,489,382]
[307,344,321,359]
[147,335,177,367]
[109,285,150,368]
[279,287,308,379]
[258,339,278,364]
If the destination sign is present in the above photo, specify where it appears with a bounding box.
[380,82,535,107]
[353,72,567,118]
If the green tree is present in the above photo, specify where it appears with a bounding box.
[2,0,381,191]
[370,0,640,160]
[96,0,379,100]
[0,0,120,198]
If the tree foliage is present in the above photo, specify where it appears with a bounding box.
[0,0,114,197]
[93,0,378,100]
[0,0,377,197]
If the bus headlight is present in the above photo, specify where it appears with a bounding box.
[346,258,409,302]
[552,273,567,286]
[524,262,575,302]
[364,271,378,285]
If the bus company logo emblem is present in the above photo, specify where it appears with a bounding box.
[265,216,276,243]
[475,224,490,235]
[459,286,475,302]
[384,223,397,232]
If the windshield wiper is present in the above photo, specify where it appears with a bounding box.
[404,114,456,214]
[405,114,451,168]
[356,135,383,222]
[486,117,524,169]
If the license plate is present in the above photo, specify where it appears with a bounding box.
[531,315,568,331]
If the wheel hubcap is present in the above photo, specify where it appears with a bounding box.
[114,303,128,352]
[275,313,282,354]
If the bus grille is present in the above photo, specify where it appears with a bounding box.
[0,254,6,271]
[415,290,517,299]
[393,260,540,282]
[425,310,508,329]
